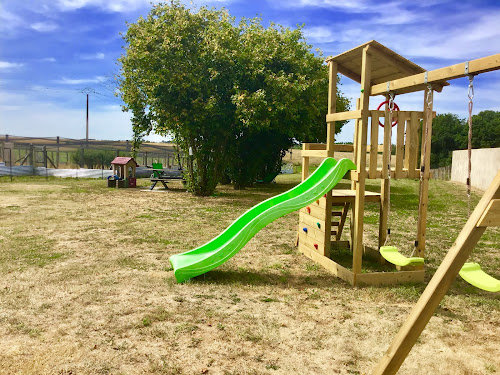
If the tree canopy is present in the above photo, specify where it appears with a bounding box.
[118,1,349,195]
[430,111,500,168]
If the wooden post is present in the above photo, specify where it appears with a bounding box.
[302,143,310,181]
[28,144,34,167]
[352,46,371,282]
[56,136,60,168]
[415,89,433,258]
[327,61,338,158]
[372,171,500,375]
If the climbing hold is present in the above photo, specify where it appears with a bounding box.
[316,222,321,229]
[316,199,320,205]
[306,206,311,214]
[303,227,308,233]
[314,244,318,249]
[323,194,327,198]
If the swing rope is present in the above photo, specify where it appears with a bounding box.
[379,94,424,267]
[383,92,396,247]
[467,74,474,217]
[413,84,434,257]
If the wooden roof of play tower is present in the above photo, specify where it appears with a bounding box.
[326,40,449,95]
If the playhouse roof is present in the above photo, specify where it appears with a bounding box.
[111,157,138,166]
[326,40,449,94]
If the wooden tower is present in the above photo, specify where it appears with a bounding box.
[297,41,450,286]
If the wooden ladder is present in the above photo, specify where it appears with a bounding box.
[331,202,350,241]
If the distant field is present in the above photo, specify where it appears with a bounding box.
[0,173,498,374]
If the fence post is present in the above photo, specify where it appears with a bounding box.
[56,136,60,168]
[29,144,34,175]
[43,145,48,168]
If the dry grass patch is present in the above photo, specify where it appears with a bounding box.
[0,174,498,375]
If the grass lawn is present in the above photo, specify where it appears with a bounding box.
[0,173,499,374]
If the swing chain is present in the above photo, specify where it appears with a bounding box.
[467,75,475,217]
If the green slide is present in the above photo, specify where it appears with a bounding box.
[169,157,356,283]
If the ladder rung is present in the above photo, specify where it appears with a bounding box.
[332,211,343,216]
[332,222,340,227]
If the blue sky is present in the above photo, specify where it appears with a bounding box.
[1,0,500,143]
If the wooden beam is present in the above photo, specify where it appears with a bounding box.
[352,46,371,280]
[372,170,500,375]
[301,150,328,158]
[326,110,362,122]
[371,53,500,96]
[477,199,500,227]
[337,64,362,83]
[327,61,338,159]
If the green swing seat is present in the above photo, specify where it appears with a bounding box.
[380,246,425,267]
[459,263,500,292]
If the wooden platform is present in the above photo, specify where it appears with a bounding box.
[331,189,381,203]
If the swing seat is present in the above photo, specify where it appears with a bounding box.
[459,263,500,292]
[380,246,424,267]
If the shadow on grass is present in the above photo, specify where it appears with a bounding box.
[182,268,348,289]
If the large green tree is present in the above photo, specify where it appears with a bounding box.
[430,113,467,168]
[430,111,500,168]
[118,1,349,195]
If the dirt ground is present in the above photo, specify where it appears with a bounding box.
[0,176,499,375]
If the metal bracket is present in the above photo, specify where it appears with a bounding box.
[465,61,469,75]
[424,71,428,84]
[387,81,391,92]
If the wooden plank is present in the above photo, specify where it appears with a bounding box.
[355,269,425,286]
[370,110,426,118]
[337,64,362,84]
[304,143,326,150]
[477,199,500,227]
[298,232,324,253]
[372,171,500,375]
[366,44,422,76]
[300,205,328,221]
[326,110,362,123]
[299,212,326,230]
[395,112,405,179]
[405,112,419,178]
[301,150,328,158]
[371,53,500,96]
[298,242,354,285]
[298,224,326,245]
[352,46,371,279]
[369,111,379,178]
[333,144,354,152]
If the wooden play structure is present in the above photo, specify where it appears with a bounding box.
[110,156,138,188]
[297,40,500,289]
[298,40,500,374]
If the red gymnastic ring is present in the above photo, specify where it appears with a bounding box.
[376,101,400,127]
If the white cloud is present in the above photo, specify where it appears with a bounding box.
[31,21,59,32]
[0,4,22,33]
[303,26,336,43]
[80,52,105,60]
[0,61,24,70]
[55,0,153,12]
[41,57,57,62]
[55,76,106,85]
